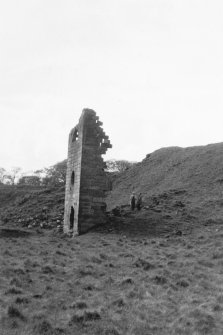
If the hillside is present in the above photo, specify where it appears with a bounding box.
[106,142,223,226]
[0,185,64,229]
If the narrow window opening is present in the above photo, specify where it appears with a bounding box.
[70,206,74,230]
[71,171,75,186]
[72,129,79,142]
[99,139,105,147]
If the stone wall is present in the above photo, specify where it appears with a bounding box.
[63,109,112,235]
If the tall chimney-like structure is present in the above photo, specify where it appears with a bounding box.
[64,109,112,235]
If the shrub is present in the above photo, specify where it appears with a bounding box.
[33,319,53,334]
[7,305,25,321]
[69,309,101,325]
[41,265,54,274]
[10,278,22,287]
[5,287,23,295]
[15,297,29,304]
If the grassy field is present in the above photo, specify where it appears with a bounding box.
[1,209,223,335]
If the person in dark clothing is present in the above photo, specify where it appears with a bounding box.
[136,193,142,211]
[130,192,136,211]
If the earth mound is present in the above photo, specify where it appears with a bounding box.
[106,142,223,226]
[0,185,64,229]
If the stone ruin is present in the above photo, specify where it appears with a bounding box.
[63,109,112,235]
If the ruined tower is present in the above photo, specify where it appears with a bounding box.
[64,109,112,235]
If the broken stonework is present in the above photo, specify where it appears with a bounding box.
[63,109,112,235]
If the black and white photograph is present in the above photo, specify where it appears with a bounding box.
[1,1,223,334]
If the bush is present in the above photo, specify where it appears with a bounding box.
[7,305,25,321]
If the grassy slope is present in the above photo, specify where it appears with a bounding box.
[0,185,65,228]
[106,143,223,224]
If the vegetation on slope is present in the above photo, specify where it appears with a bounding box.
[0,184,64,229]
[106,143,223,225]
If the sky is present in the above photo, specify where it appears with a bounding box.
[1,0,223,172]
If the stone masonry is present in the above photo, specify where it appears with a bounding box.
[64,109,112,235]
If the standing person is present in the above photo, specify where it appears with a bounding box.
[136,193,142,211]
[130,192,136,211]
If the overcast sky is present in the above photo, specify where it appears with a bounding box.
[1,0,223,172]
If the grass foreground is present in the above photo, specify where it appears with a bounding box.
[1,215,223,335]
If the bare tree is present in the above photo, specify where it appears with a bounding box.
[0,167,6,183]
[4,167,22,185]
[17,175,41,186]
[38,160,67,187]
[105,159,137,173]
